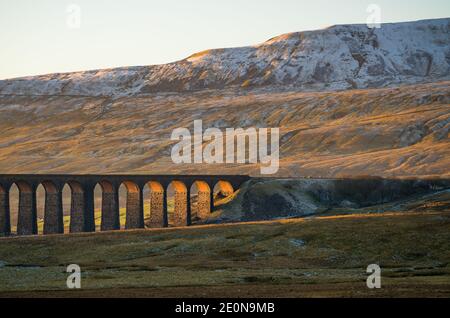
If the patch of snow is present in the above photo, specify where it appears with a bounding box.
[0,18,449,97]
[289,239,306,247]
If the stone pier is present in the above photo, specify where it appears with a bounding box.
[42,181,64,235]
[16,182,37,236]
[171,181,188,227]
[124,181,144,230]
[100,181,120,231]
[148,182,165,228]
[0,186,10,236]
[0,174,250,237]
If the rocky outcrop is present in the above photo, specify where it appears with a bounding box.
[215,178,450,222]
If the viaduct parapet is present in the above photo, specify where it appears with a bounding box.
[0,174,250,237]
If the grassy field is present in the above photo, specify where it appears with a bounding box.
[1,210,449,298]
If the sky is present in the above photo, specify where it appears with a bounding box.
[0,0,449,79]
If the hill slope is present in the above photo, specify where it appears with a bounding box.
[0,18,449,96]
[0,81,448,177]
[0,19,449,177]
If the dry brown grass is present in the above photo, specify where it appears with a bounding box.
[0,82,448,178]
[0,210,449,298]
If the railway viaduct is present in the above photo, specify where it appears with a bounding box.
[0,174,250,237]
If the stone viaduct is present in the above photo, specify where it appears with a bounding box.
[0,174,250,237]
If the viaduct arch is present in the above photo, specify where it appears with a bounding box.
[0,174,250,237]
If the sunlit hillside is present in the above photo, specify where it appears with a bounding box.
[0,81,448,178]
[0,18,449,178]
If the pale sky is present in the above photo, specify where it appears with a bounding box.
[1,0,449,79]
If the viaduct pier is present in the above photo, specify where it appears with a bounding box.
[0,174,250,236]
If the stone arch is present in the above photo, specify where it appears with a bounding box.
[214,180,234,199]
[14,181,37,236]
[212,180,235,210]
[191,181,212,221]
[41,180,64,235]
[167,181,189,227]
[98,180,119,231]
[0,184,10,236]
[67,181,85,233]
[146,181,166,228]
[121,181,143,230]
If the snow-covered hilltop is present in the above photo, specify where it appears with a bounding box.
[1,18,449,97]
